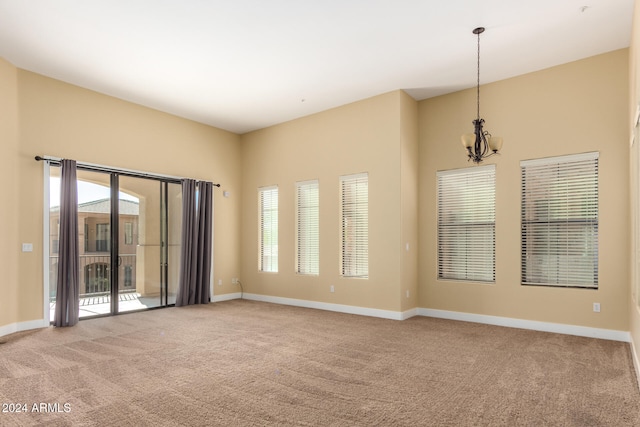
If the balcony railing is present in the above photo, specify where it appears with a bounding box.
[49,254,137,299]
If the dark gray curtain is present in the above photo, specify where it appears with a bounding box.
[54,159,80,326]
[176,179,213,306]
[195,181,213,303]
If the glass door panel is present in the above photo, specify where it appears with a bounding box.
[166,182,183,305]
[118,176,162,312]
[76,169,113,318]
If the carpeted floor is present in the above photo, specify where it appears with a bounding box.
[0,300,638,426]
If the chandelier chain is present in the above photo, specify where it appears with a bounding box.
[476,29,481,121]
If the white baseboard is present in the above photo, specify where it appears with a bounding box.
[242,293,411,320]
[212,292,243,303]
[419,308,631,342]
[5,299,631,350]
[212,294,630,343]
[0,319,48,339]
[401,308,419,320]
[631,335,640,390]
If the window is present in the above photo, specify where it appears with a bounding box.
[84,222,89,252]
[124,265,133,288]
[52,219,60,254]
[437,165,496,282]
[96,223,110,252]
[84,263,110,294]
[124,222,133,245]
[259,186,278,272]
[521,152,599,288]
[296,180,319,275]
[340,173,368,278]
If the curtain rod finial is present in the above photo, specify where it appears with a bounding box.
[35,155,44,161]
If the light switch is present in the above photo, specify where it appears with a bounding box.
[22,243,33,252]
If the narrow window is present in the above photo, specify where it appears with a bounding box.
[296,180,319,275]
[124,265,133,288]
[124,222,133,245]
[437,165,496,282]
[340,173,368,278]
[96,223,110,252]
[84,222,89,252]
[521,152,599,288]
[52,219,60,254]
[259,186,278,272]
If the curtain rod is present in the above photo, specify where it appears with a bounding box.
[35,155,221,187]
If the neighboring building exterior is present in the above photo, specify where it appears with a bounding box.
[49,198,139,296]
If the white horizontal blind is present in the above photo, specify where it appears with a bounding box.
[340,173,368,278]
[437,165,495,282]
[259,186,278,272]
[296,180,319,275]
[521,152,599,288]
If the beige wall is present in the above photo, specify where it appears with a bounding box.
[629,0,640,377]
[240,90,417,312]
[1,67,242,329]
[1,32,635,355]
[400,92,419,312]
[0,58,20,328]
[419,49,630,331]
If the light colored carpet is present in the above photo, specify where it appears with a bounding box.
[0,300,638,426]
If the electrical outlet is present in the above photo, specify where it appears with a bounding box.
[406,290,410,298]
[218,279,222,286]
[232,278,238,284]
[593,302,601,313]
[330,285,335,293]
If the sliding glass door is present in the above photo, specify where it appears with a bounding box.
[48,167,182,320]
[117,176,182,312]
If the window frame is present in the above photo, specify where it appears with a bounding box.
[520,152,599,289]
[295,180,320,275]
[340,173,369,279]
[258,185,279,273]
[436,164,496,283]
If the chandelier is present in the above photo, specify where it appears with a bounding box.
[461,27,503,163]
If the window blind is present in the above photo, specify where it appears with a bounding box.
[259,185,278,272]
[340,173,368,278]
[437,165,495,282]
[521,152,599,288]
[296,180,319,275]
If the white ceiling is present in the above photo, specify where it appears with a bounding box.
[0,1,634,134]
